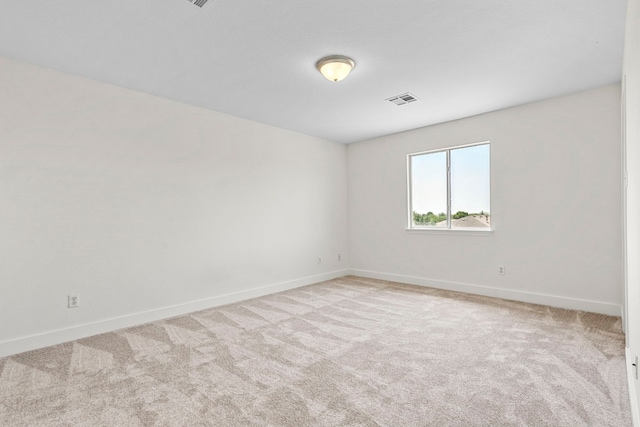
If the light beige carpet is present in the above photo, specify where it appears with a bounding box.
[0,276,631,426]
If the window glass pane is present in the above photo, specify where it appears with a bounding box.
[450,144,490,228]
[411,151,447,227]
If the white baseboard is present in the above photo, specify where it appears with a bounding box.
[627,347,640,427]
[348,269,622,316]
[1,269,622,359]
[0,269,349,359]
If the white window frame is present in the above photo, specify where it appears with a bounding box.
[406,141,492,233]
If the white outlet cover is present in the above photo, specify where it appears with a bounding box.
[68,294,79,308]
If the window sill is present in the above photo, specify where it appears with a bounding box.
[405,227,493,236]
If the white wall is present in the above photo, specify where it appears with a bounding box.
[0,56,348,357]
[623,0,640,422]
[348,85,622,315]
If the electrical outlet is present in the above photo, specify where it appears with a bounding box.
[498,265,505,275]
[68,294,79,308]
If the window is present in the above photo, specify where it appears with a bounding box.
[408,142,490,230]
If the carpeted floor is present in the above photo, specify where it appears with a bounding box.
[0,276,631,426]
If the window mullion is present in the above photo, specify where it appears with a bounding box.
[446,149,451,229]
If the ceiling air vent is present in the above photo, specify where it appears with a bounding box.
[386,92,418,106]
[186,0,209,7]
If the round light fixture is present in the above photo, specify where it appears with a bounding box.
[316,55,355,82]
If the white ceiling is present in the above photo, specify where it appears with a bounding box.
[0,1,628,143]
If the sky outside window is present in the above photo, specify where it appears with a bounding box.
[450,144,490,215]
[411,151,447,227]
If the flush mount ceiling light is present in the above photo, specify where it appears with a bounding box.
[316,55,355,82]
